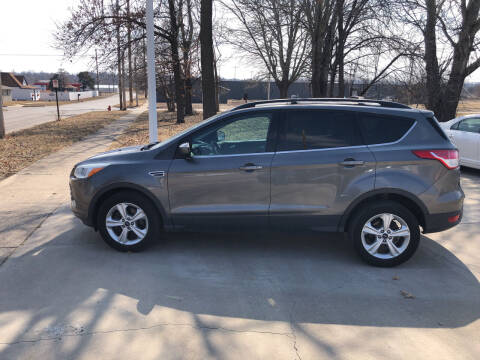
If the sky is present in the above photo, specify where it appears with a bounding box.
[0,0,250,79]
[0,0,85,74]
[1,1,479,82]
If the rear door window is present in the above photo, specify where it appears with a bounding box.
[457,118,480,133]
[279,110,362,151]
[359,114,415,145]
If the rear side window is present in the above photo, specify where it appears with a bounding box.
[457,118,480,133]
[279,110,362,151]
[359,114,415,145]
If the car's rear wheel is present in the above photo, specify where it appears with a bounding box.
[97,191,160,251]
[349,201,420,267]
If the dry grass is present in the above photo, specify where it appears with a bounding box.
[409,99,480,117]
[455,99,480,116]
[0,111,125,180]
[113,96,147,109]
[109,110,204,149]
[3,95,111,107]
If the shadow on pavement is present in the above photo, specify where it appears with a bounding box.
[0,208,479,358]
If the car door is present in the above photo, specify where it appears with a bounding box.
[269,109,376,231]
[167,111,277,230]
[451,118,480,167]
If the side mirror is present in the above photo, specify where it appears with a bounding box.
[217,130,225,142]
[178,142,192,159]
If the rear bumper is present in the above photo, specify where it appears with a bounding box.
[423,209,463,234]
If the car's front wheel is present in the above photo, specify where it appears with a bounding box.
[349,201,420,267]
[97,191,160,251]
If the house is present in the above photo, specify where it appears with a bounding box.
[1,72,40,101]
[1,86,13,103]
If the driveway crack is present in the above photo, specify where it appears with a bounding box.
[0,322,295,345]
[288,301,302,360]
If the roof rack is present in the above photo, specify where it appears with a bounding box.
[231,98,411,111]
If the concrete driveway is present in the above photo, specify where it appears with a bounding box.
[3,95,119,133]
[0,146,479,358]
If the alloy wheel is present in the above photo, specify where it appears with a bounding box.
[361,213,411,259]
[105,202,149,246]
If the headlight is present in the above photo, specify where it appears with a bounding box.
[73,164,107,179]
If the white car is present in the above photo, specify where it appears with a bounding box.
[441,114,480,169]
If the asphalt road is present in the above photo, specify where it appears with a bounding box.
[2,94,119,133]
[0,118,478,359]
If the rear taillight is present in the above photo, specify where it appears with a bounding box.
[412,149,459,169]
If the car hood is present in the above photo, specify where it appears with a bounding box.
[87,145,143,159]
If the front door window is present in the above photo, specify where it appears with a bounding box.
[191,114,272,156]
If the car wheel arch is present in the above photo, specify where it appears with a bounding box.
[339,189,428,233]
[88,182,167,231]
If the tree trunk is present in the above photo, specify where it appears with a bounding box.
[116,0,123,110]
[0,71,5,139]
[134,56,139,106]
[121,50,127,110]
[424,0,443,119]
[214,58,220,112]
[184,78,193,115]
[329,63,337,97]
[127,0,133,106]
[336,0,345,98]
[168,0,185,123]
[143,36,148,99]
[277,80,289,98]
[200,0,217,119]
[318,20,335,97]
[311,32,323,97]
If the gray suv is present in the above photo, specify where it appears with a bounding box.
[70,98,464,266]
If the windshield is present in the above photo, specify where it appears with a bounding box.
[150,112,225,150]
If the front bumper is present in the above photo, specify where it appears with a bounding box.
[70,177,94,227]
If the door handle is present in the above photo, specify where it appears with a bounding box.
[339,159,365,167]
[239,163,263,171]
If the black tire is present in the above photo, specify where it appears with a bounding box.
[349,200,420,267]
[97,191,160,251]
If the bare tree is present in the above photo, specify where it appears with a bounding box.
[56,0,188,119]
[302,0,335,97]
[397,0,480,121]
[222,0,310,98]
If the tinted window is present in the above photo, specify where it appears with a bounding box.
[457,118,480,133]
[279,110,361,151]
[191,113,272,156]
[359,114,415,144]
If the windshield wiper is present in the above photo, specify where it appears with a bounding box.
[140,142,159,151]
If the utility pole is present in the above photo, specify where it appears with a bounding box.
[95,49,100,94]
[0,71,5,139]
[146,0,158,142]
